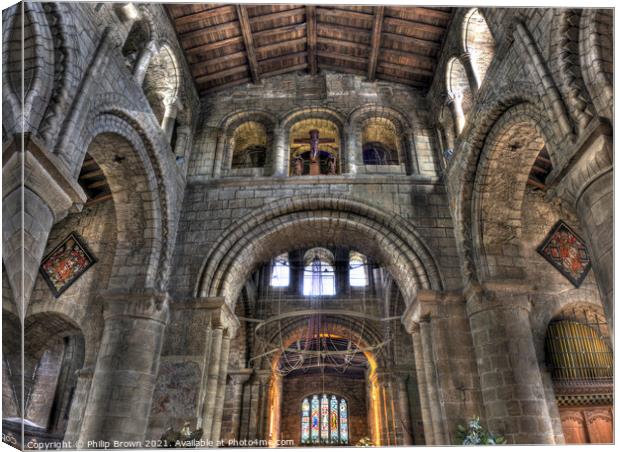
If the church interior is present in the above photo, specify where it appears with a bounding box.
[1,2,614,448]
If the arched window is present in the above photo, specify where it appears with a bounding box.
[301,394,348,445]
[362,118,400,165]
[463,8,495,86]
[289,119,340,176]
[303,248,335,296]
[231,121,268,169]
[270,253,289,287]
[349,252,368,287]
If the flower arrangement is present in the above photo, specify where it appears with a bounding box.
[456,416,506,445]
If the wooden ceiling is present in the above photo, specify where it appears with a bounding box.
[165,3,453,94]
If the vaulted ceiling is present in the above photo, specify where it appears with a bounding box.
[165,3,453,94]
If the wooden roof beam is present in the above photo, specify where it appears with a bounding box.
[306,5,317,75]
[368,6,385,81]
[236,5,260,83]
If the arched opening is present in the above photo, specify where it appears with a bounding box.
[199,197,440,446]
[2,312,85,444]
[231,121,268,171]
[142,45,180,143]
[463,9,495,86]
[544,305,613,444]
[289,119,341,176]
[349,252,368,288]
[446,57,473,135]
[361,118,401,167]
[122,19,151,72]
[302,248,336,297]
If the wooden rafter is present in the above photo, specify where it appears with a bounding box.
[306,5,317,75]
[368,6,385,81]
[236,5,260,83]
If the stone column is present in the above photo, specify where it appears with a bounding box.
[404,129,420,175]
[271,127,287,177]
[133,41,158,85]
[446,94,465,136]
[2,135,86,318]
[161,97,179,143]
[395,374,413,445]
[466,283,555,444]
[345,124,360,174]
[228,369,252,441]
[419,320,448,445]
[64,367,94,444]
[408,325,434,445]
[256,370,272,441]
[211,130,227,178]
[460,52,480,95]
[211,334,232,443]
[201,326,224,439]
[557,130,613,337]
[78,291,169,444]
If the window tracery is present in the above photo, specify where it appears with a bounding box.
[301,394,348,445]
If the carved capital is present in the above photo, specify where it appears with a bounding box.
[401,289,464,332]
[101,289,170,324]
[228,368,253,386]
[177,297,240,337]
[465,279,533,317]
[3,134,86,222]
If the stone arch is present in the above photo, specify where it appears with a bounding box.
[266,315,384,371]
[196,195,443,309]
[348,104,412,133]
[64,93,178,290]
[462,8,495,86]
[2,2,54,135]
[470,106,549,281]
[580,9,613,122]
[218,110,278,175]
[451,94,561,285]
[280,107,346,132]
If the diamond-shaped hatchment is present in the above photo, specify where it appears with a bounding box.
[537,220,591,287]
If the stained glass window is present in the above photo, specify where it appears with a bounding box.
[311,395,319,443]
[330,395,339,443]
[301,394,348,445]
[339,399,348,444]
[301,398,310,444]
[320,394,329,442]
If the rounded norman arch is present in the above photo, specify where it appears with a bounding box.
[450,95,562,285]
[196,195,443,309]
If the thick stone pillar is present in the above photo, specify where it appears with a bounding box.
[2,135,86,318]
[395,374,413,445]
[133,41,158,85]
[271,127,287,177]
[345,124,360,174]
[211,334,232,443]
[161,97,179,143]
[256,370,272,441]
[556,128,613,338]
[78,291,169,444]
[466,282,555,444]
[228,369,252,441]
